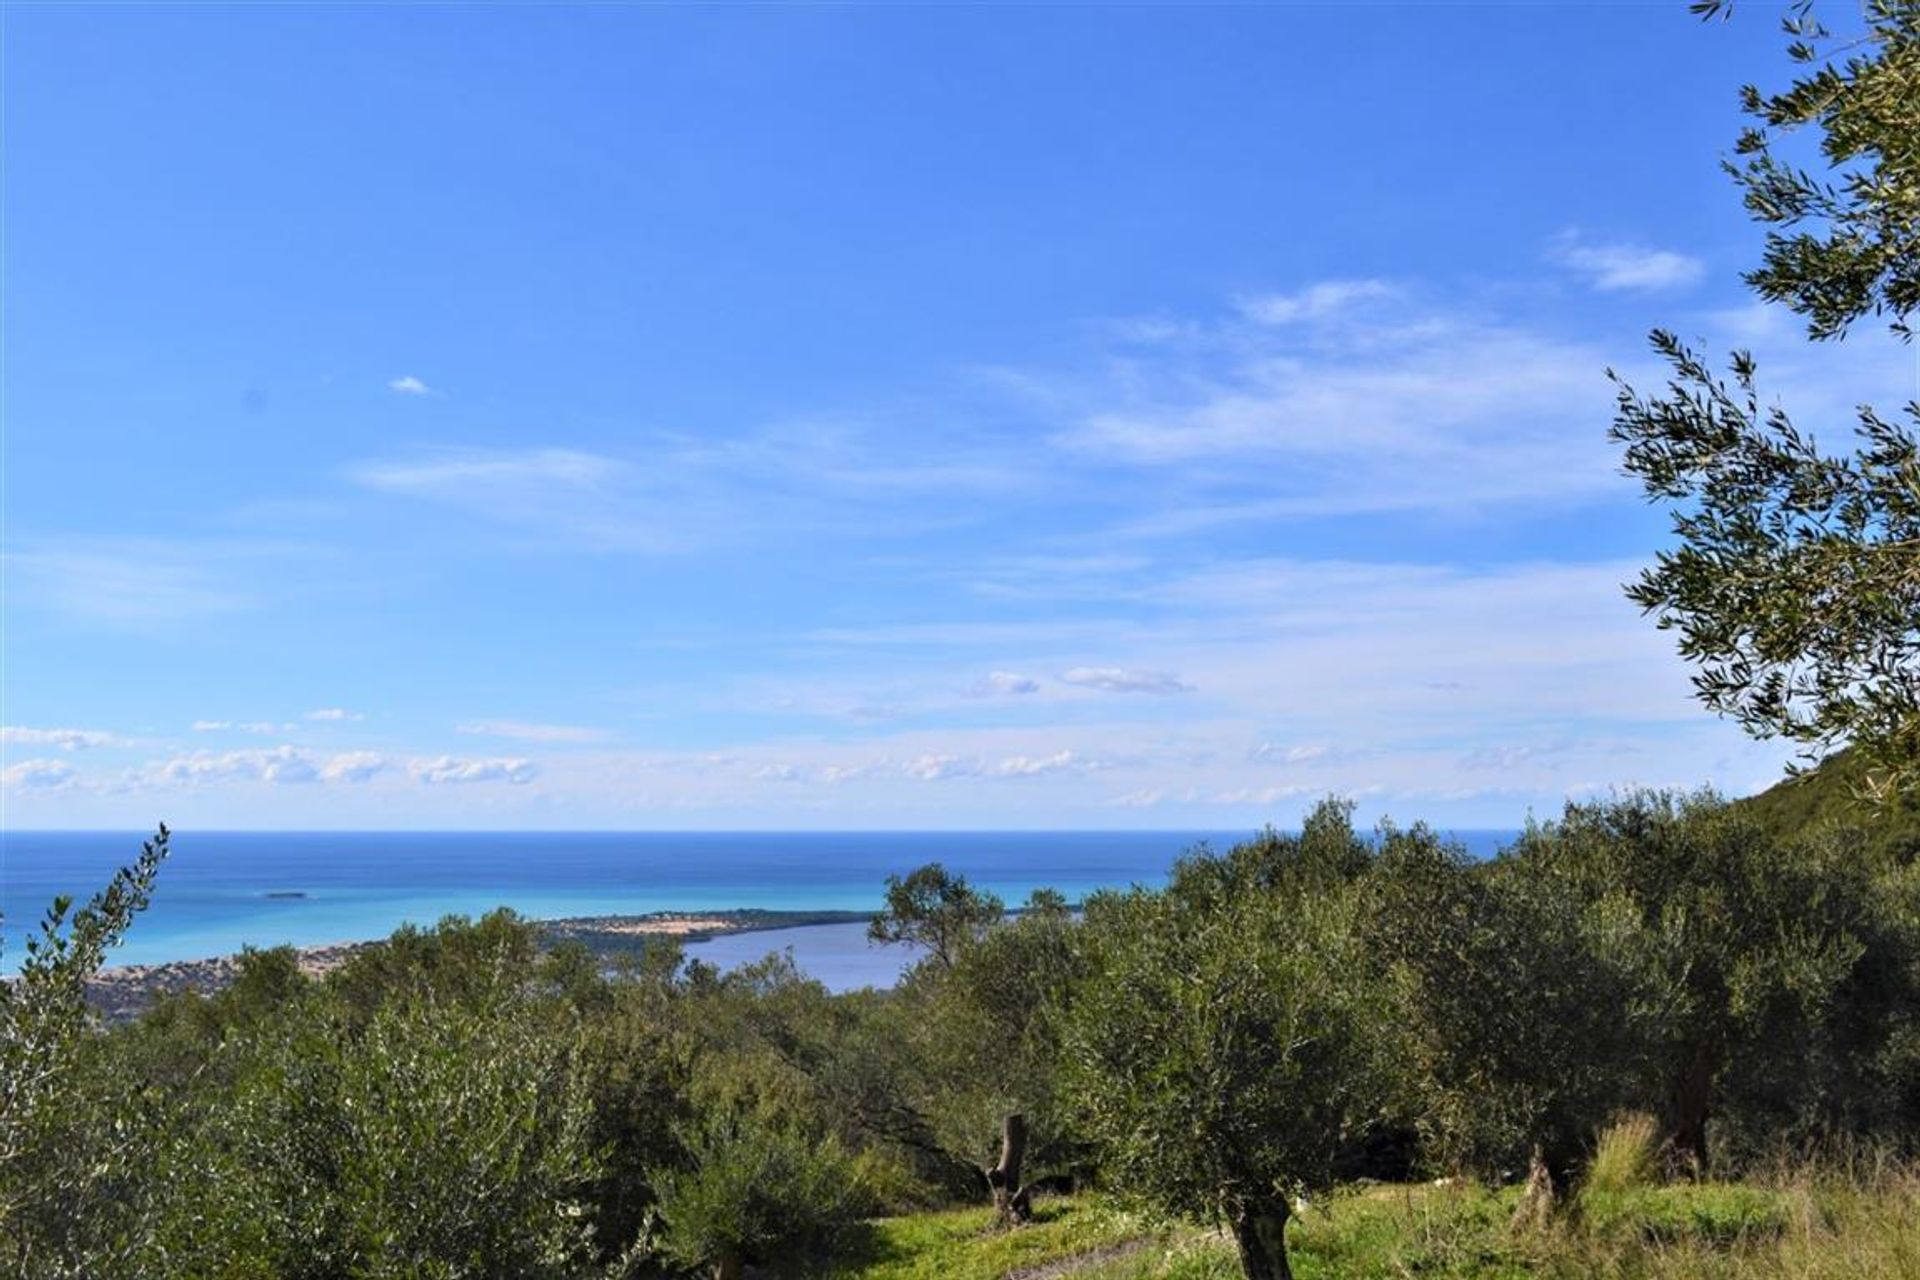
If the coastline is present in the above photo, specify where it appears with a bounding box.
[83,907,874,1024]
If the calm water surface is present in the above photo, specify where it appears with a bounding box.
[1,829,1518,986]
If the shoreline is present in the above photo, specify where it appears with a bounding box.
[82,907,874,1024]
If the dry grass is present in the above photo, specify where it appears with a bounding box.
[1584,1113,1661,1195]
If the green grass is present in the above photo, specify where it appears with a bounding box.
[837,1197,1174,1280]
[827,1169,1920,1280]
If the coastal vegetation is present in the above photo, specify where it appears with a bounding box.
[3,783,1918,1279]
[5,5,1918,1279]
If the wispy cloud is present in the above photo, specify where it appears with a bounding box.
[1,726,122,750]
[355,448,617,497]
[1,758,78,790]
[1060,666,1193,694]
[388,375,434,396]
[456,720,609,744]
[193,719,292,734]
[305,708,364,723]
[4,542,259,626]
[970,671,1040,697]
[1048,285,1629,518]
[1553,234,1705,292]
[410,755,539,785]
[1237,279,1398,325]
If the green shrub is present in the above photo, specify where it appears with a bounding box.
[652,1098,877,1279]
[228,987,600,1278]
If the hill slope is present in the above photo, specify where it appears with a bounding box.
[1733,751,1920,854]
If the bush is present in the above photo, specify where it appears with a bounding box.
[651,1098,877,1279]
[230,989,601,1279]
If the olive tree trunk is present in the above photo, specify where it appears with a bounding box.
[1510,1146,1557,1231]
[986,1113,1034,1224]
[1669,1043,1716,1174]
[1230,1199,1292,1280]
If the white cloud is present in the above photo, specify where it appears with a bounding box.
[2,758,78,790]
[321,752,388,783]
[156,746,319,785]
[456,720,608,744]
[1249,743,1330,765]
[305,708,364,723]
[388,375,433,395]
[1554,235,1705,292]
[1213,784,1315,805]
[1238,279,1397,325]
[1061,666,1193,694]
[409,755,539,785]
[988,750,1082,778]
[1,726,120,750]
[1052,286,1630,518]
[5,542,257,626]
[897,749,1091,781]
[972,671,1040,696]
[192,719,291,734]
[355,448,616,496]
[144,746,390,787]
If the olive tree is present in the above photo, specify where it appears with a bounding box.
[868,863,1004,970]
[1065,805,1395,1280]
[1508,791,1898,1170]
[1613,0,1920,801]
[0,826,170,1277]
[1363,823,1641,1186]
[889,889,1086,1221]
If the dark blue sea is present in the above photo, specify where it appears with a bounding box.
[2,829,1518,989]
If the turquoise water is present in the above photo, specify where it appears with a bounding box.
[2,829,1518,984]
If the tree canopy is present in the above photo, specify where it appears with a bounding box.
[1616,1,1920,801]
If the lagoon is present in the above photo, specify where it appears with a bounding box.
[2,828,1519,981]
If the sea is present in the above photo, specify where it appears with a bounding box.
[1,829,1519,990]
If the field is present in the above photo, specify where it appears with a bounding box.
[834,1170,1920,1280]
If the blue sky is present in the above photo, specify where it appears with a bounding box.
[5,2,1916,830]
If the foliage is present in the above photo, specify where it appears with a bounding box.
[12,805,1920,1279]
[1610,335,1920,801]
[1065,803,1397,1278]
[1364,823,1640,1180]
[650,1088,878,1278]
[887,888,1089,1191]
[1698,0,1920,341]
[1506,792,1914,1168]
[228,988,601,1279]
[868,864,1004,970]
[0,825,169,1277]
[1612,1,1920,801]
[1734,748,1920,855]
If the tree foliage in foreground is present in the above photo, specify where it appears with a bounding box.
[1611,335,1920,800]
[1702,0,1920,341]
[0,826,169,1278]
[1615,1,1920,802]
[7,802,1919,1280]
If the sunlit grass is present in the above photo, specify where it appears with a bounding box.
[831,1166,1920,1280]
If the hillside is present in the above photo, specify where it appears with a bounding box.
[1732,752,1920,855]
